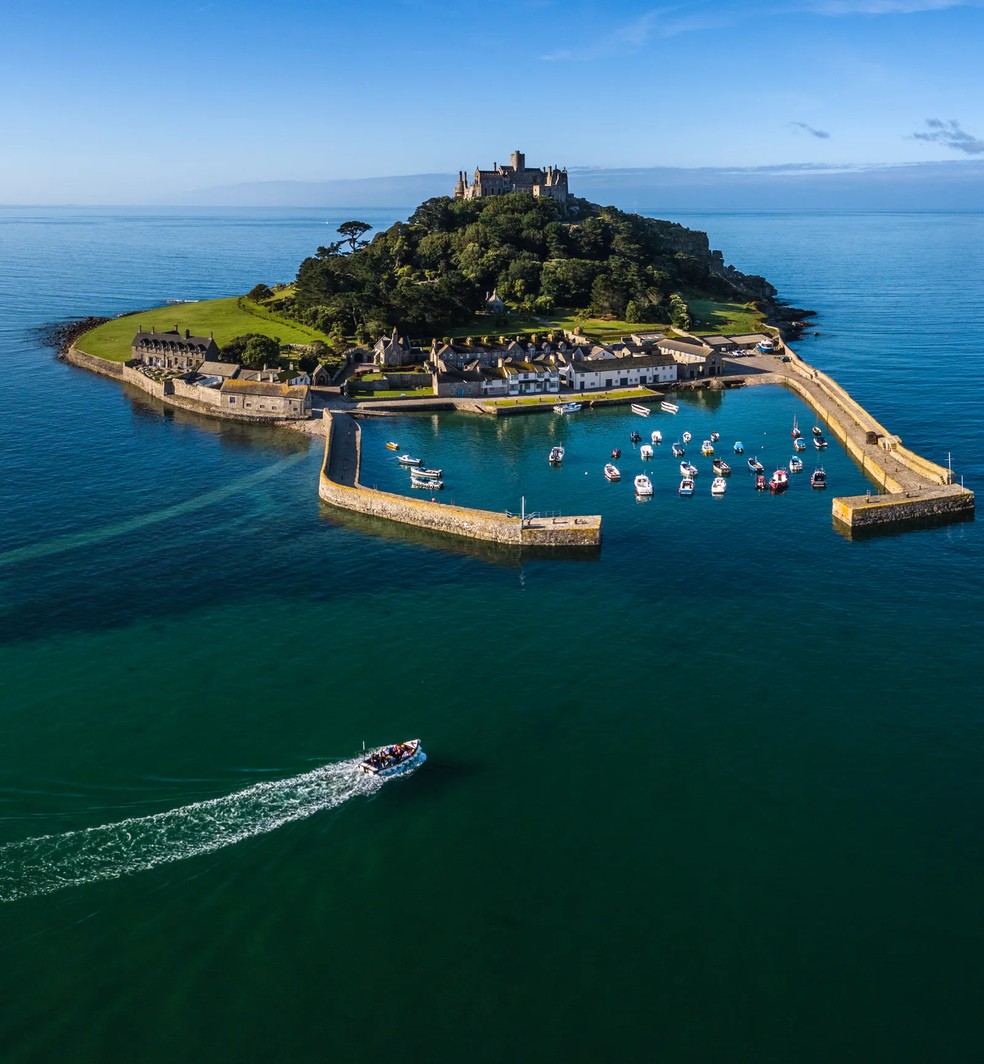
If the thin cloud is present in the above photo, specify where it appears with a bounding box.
[813,0,974,13]
[790,121,831,139]
[912,118,984,155]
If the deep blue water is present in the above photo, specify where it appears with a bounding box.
[1,206,983,1062]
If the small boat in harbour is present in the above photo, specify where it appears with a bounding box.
[792,416,801,440]
[671,442,685,458]
[412,467,443,480]
[769,468,790,494]
[640,444,654,459]
[710,431,720,443]
[410,473,444,490]
[397,454,422,466]
[629,431,642,444]
[811,467,827,489]
[631,403,651,417]
[680,460,698,478]
[712,457,731,476]
[789,455,804,473]
[756,473,767,491]
[701,440,714,456]
[812,424,824,437]
[794,437,807,452]
[710,476,727,496]
[604,463,621,482]
[650,430,662,445]
[682,431,692,444]
[385,441,399,451]
[747,456,764,473]
[678,477,695,496]
[660,401,679,414]
[548,445,565,464]
[554,402,582,414]
[634,474,654,497]
[814,435,828,450]
[359,739,423,777]
[734,441,744,455]
[611,447,622,460]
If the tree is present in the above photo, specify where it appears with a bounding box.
[222,333,282,368]
[337,221,373,252]
[247,283,273,302]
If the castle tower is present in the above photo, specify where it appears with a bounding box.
[510,150,525,172]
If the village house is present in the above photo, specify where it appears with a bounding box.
[562,352,678,392]
[373,329,416,368]
[656,338,723,379]
[219,379,311,419]
[132,326,220,374]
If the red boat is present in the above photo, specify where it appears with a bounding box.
[755,474,767,491]
[769,468,790,494]
[791,416,802,440]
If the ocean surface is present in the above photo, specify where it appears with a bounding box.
[1,206,983,1062]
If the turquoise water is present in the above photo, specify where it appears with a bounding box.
[1,207,983,1061]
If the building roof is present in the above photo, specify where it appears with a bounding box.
[571,353,676,373]
[727,333,773,345]
[198,361,240,378]
[658,340,711,357]
[132,328,217,350]
[221,380,309,399]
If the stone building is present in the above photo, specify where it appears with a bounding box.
[454,150,570,203]
[373,329,415,368]
[219,379,311,419]
[132,326,220,373]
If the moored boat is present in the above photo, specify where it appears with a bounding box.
[680,460,698,478]
[671,442,685,457]
[611,447,622,460]
[411,474,444,489]
[792,416,801,440]
[548,445,565,464]
[660,401,679,414]
[640,444,654,459]
[397,454,422,466]
[794,437,807,452]
[811,467,827,489]
[634,474,654,497]
[710,431,720,442]
[359,739,423,776]
[682,430,692,444]
[769,468,789,493]
[812,424,823,437]
[629,431,642,444]
[710,476,727,496]
[604,463,621,482]
[412,467,443,480]
[554,401,582,414]
[631,403,651,417]
[747,456,764,473]
[385,441,399,450]
[814,434,828,450]
[712,457,731,476]
[651,430,662,445]
[756,474,767,491]
[701,439,714,456]
[734,441,744,455]
[678,477,695,496]
[789,455,804,473]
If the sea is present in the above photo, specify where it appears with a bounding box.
[1,206,983,1062]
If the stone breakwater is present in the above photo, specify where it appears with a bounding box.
[318,412,601,549]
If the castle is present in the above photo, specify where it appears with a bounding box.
[453,150,570,203]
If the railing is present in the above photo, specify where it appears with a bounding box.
[505,510,563,520]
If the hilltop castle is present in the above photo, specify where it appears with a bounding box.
[453,150,570,203]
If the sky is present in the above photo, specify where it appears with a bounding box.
[2,0,984,204]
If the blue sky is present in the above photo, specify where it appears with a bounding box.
[2,0,983,203]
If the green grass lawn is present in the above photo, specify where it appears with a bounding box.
[686,299,765,336]
[354,388,434,399]
[487,386,657,408]
[77,296,331,363]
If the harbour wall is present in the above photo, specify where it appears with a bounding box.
[831,486,975,532]
[318,414,601,549]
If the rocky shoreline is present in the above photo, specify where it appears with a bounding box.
[39,316,111,355]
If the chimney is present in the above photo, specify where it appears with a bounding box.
[185,329,191,339]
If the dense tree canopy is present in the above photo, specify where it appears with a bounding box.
[287,195,775,338]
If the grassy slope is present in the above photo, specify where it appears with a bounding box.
[549,299,764,343]
[78,296,331,362]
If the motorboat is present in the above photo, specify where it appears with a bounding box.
[611,447,622,460]
[747,456,764,473]
[397,454,422,466]
[671,442,685,457]
[385,441,399,450]
[769,468,790,493]
[629,431,642,444]
[359,739,423,777]
[640,444,654,459]
[678,477,695,496]
[682,431,692,444]
[814,435,828,450]
[680,460,698,478]
[548,445,565,464]
[651,430,662,445]
[710,431,720,442]
[604,463,621,482]
[710,476,727,496]
[410,474,444,490]
[811,467,827,489]
[812,424,824,437]
[757,338,777,353]
[755,474,767,491]
[554,402,582,414]
[734,441,744,454]
[634,474,654,497]
[701,440,714,456]
[660,401,679,414]
[794,437,807,452]
[412,467,443,480]
[792,416,801,440]
[789,455,804,473]
[712,457,731,476]
[631,403,651,417]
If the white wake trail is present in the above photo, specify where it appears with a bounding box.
[0,757,396,903]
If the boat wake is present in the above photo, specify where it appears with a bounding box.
[0,755,408,904]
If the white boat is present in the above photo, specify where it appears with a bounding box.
[789,455,804,473]
[411,474,444,489]
[660,401,679,414]
[747,456,764,473]
[811,467,827,489]
[712,457,731,476]
[634,474,654,497]
[814,435,828,450]
[794,437,807,452]
[682,431,692,444]
[640,444,654,459]
[680,460,698,478]
[554,402,582,414]
[678,477,695,496]
[757,338,776,353]
[734,441,744,454]
[769,468,789,494]
[711,476,728,496]
[359,739,423,777]
[671,442,685,457]
[631,403,651,417]
[397,454,422,466]
[701,440,714,456]
[651,430,662,445]
[548,445,565,464]
[604,463,621,481]
[710,431,720,443]
[412,467,443,480]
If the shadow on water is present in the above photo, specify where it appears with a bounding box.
[833,508,975,541]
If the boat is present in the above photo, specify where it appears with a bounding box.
[712,457,731,476]
[410,474,444,490]
[701,440,714,456]
[757,338,777,353]
[792,416,801,440]
[611,447,622,460]
[660,401,679,414]
[631,403,651,417]
[734,441,744,454]
[385,441,399,450]
[554,401,582,414]
[710,431,720,443]
[682,430,692,444]
[359,739,423,777]
[789,455,804,473]
[793,437,807,452]
[651,430,662,445]
[756,474,767,491]
[812,424,823,437]
[634,474,654,497]
[412,467,443,480]
[640,444,654,459]
[680,460,698,478]
[397,454,422,466]
[629,431,642,444]
[710,476,728,496]
[604,463,621,482]
[814,435,828,450]
[747,456,764,473]
[811,467,827,489]
[769,468,789,493]
[548,445,565,464]
[678,477,695,496]
[671,442,685,457]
